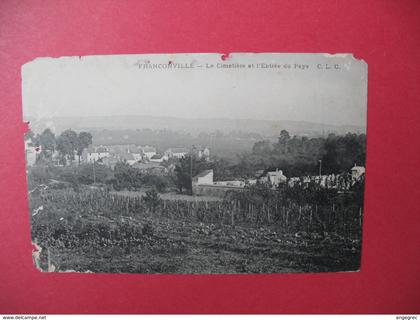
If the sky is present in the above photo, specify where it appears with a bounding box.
[22,53,367,127]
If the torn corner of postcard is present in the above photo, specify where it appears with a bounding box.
[23,53,367,274]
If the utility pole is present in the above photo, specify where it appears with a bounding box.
[93,159,96,184]
[318,159,322,177]
[190,145,195,195]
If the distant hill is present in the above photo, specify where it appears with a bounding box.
[26,115,365,137]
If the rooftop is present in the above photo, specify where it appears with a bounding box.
[194,169,213,178]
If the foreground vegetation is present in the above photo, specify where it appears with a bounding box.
[30,179,363,273]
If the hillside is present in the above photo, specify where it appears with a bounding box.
[26,115,365,137]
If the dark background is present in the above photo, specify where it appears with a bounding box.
[0,0,419,313]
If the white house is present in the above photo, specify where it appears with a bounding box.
[84,146,110,163]
[128,146,144,161]
[195,146,211,161]
[165,148,189,159]
[202,147,210,160]
[265,169,287,187]
[194,170,247,188]
[141,146,157,160]
[193,169,214,185]
[120,153,137,165]
[192,169,246,197]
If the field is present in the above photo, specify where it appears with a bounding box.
[30,187,362,274]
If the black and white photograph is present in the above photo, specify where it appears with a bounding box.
[23,53,367,274]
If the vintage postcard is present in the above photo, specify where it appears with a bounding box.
[22,53,367,273]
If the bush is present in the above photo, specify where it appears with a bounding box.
[142,189,161,213]
[142,221,154,237]
[113,162,142,190]
[27,165,52,189]
[76,163,113,185]
[142,175,169,192]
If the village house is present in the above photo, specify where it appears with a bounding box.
[141,146,157,160]
[149,154,168,163]
[83,146,110,163]
[264,169,287,187]
[193,169,214,185]
[128,145,144,161]
[257,169,287,188]
[119,153,137,165]
[165,147,189,159]
[200,147,211,161]
[192,169,246,197]
[193,146,211,161]
[105,144,149,165]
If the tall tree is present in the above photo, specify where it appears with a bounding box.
[77,131,93,164]
[56,129,78,165]
[174,155,193,194]
[38,128,56,160]
[252,140,272,156]
[321,133,366,174]
[113,162,142,190]
[275,129,291,155]
[174,155,212,194]
[142,188,161,214]
[278,129,291,144]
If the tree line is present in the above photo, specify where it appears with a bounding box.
[169,129,366,194]
[211,130,366,179]
[26,128,92,165]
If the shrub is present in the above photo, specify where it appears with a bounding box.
[142,221,154,237]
